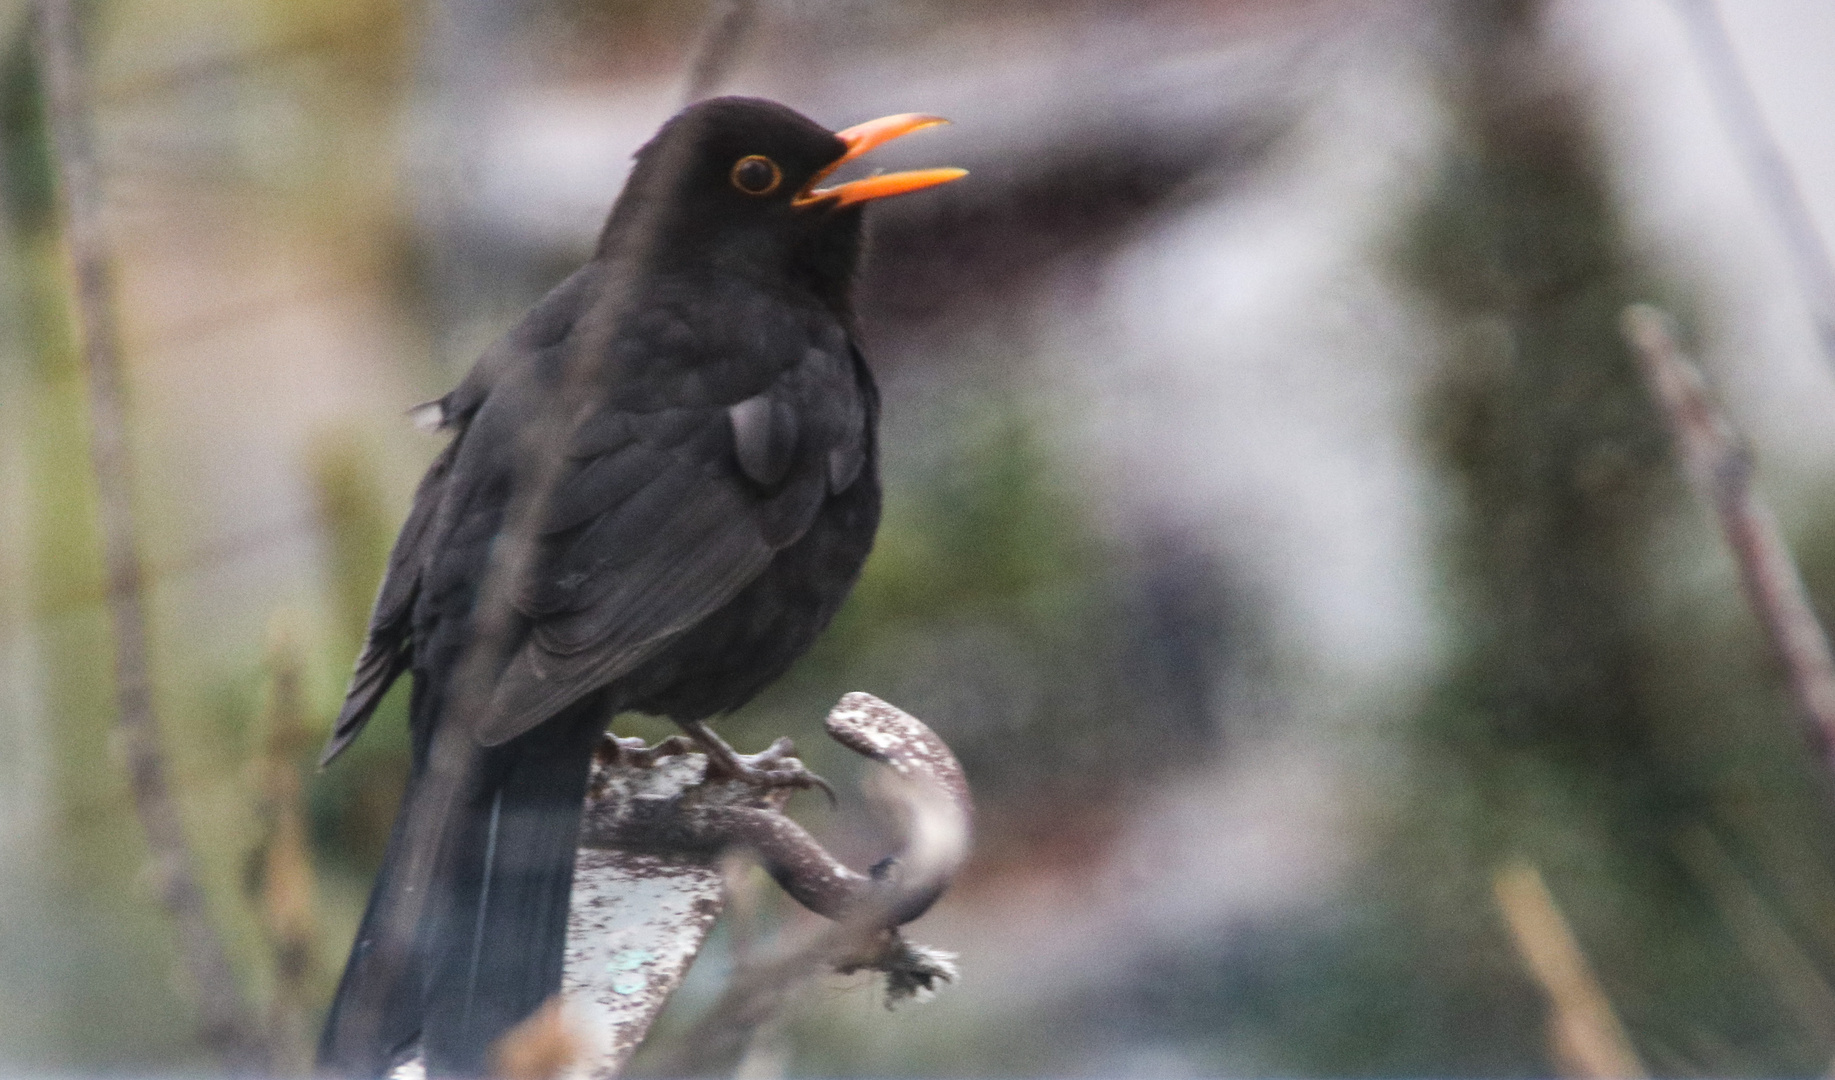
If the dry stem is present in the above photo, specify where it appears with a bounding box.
[1494,860,1647,1079]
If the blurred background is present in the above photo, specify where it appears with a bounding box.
[6,0,1835,1074]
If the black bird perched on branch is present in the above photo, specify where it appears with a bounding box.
[316,97,963,1077]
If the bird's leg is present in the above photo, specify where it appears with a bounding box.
[679,721,836,805]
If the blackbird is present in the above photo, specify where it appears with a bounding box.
[315,97,963,1076]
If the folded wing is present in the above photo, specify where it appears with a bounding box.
[477,343,864,746]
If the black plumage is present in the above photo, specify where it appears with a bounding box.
[316,97,959,1076]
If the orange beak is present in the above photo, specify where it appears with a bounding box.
[793,113,967,209]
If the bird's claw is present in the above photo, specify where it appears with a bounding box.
[596,733,696,770]
[713,741,838,807]
[684,725,838,807]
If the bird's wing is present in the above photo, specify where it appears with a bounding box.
[318,440,457,766]
[318,266,605,766]
[476,346,861,746]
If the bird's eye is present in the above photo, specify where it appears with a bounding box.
[730,155,782,196]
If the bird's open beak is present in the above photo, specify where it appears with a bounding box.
[793,113,967,209]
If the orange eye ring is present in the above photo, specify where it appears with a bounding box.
[730,155,782,196]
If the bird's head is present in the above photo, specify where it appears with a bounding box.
[600,97,965,307]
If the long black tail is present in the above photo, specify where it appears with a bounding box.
[318,711,605,1077]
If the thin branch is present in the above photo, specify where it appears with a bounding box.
[680,0,758,106]
[255,622,323,1074]
[28,0,266,1067]
[1670,0,1835,365]
[1622,304,1835,766]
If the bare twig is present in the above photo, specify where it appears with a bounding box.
[253,621,323,1073]
[28,0,266,1067]
[1494,860,1648,1079]
[680,0,758,106]
[1669,0,1835,365]
[1622,304,1835,765]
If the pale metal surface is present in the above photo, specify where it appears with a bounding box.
[564,753,736,1078]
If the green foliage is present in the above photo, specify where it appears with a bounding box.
[1277,5,1835,1074]
[1096,6,1835,1076]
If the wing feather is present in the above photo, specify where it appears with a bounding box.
[318,439,458,765]
[477,343,865,746]
[480,477,773,744]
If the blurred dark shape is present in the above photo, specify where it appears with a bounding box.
[852,79,1285,343]
[1123,529,1239,752]
[0,32,54,234]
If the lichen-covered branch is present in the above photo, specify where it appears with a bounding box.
[552,693,969,1078]
[636,693,970,1078]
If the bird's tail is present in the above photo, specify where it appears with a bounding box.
[318,712,604,1078]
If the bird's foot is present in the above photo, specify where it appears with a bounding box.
[682,722,837,807]
[596,733,697,770]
